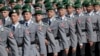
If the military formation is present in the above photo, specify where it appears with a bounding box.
[0,0,100,56]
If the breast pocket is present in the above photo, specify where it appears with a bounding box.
[18,30,24,38]
[29,31,36,42]
[92,23,97,29]
[0,32,8,42]
[64,23,69,33]
[80,23,85,28]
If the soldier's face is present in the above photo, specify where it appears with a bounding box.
[35,14,43,21]
[94,5,100,11]
[53,4,57,9]
[23,12,32,21]
[1,11,9,18]
[17,0,23,5]
[86,6,93,12]
[67,6,74,14]
[0,4,4,9]
[75,8,82,14]
[10,3,16,8]
[47,10,55,18]
[10,13,19,23]
[58,8,66,16]
[83,7,87,12]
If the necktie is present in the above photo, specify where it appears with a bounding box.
[12,26,15,31]
[3,19,5,24]
[26,23,28,27]
[49,20,51,25]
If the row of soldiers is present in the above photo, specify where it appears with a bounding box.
[0,0,100,56]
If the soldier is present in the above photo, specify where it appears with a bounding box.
[57,3,77,56]
[66,2,75,19]
[17,0,24,6]
[22,8,46,56]
[43,5,61,56]
[34,3,42,11]
[22,4,35,22]
[85,1,98,56]
[93,1,100,56]
[8,9,30,56]
[0,15,19,56]
[45,2,53,17]
[9,0,17,9]
[24,0,35,14]
[35,10,59,56]
[36,0,46,14]
[13,4,24,21]
[0,6,12,27]
[34,3,46,18]
[93,1,100,15]
[74,3,88,56]
[52,0,58,14]
[82,0,88,13]
[0,0,5,20]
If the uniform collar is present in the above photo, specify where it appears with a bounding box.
[61,15,66,20]
[67,13,74,18]
[12,22,19,28]
[38,21,44,25]
[49,16,56,22]
[25,18,33,25]
[5,16,10,21]
[94,11,100,15]
[76,12,84,17]
[87,10,94,16]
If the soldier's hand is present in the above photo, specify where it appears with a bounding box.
[6,48,9,53]
[65,48,69,55]
[40,54,44,56]
[45,39,49,45]
[80,43,83,48]
[9,32,14,38]
[53,53,58,56]
[89,41,94,46]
